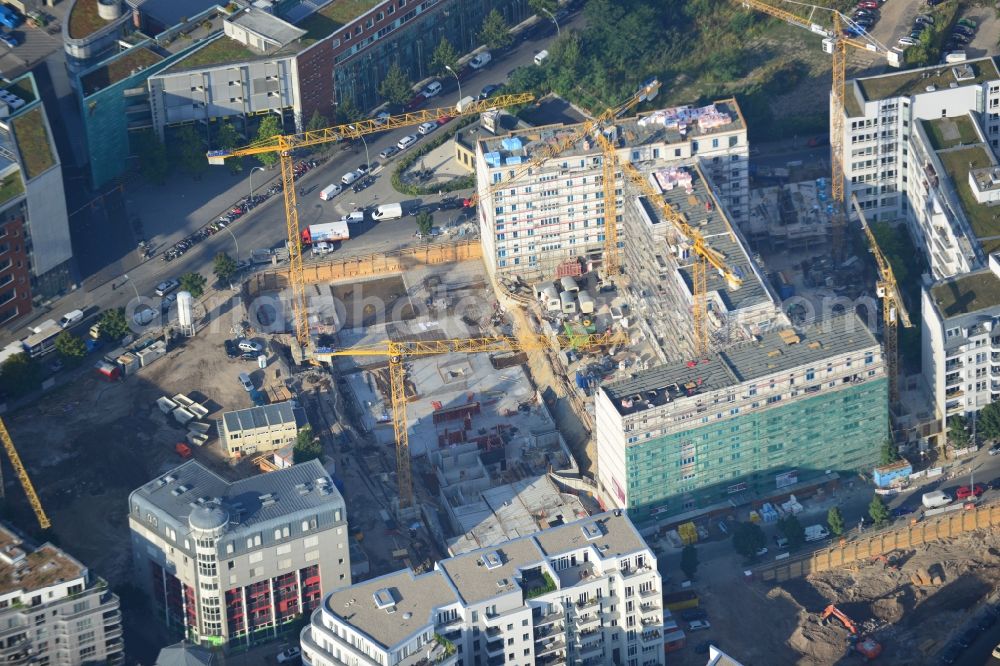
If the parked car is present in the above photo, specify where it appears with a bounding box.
[951,33,971,45]
[397,134,418,151]
[238,372,254,392]
[916,14,935,25]
[224,339,238,358]
[898,37,919,47]
[687,620,711,632]
[993,642,1000,659]
[421,81,442,98]
[373,111,391,125]
[418,121,438,136]
[237,339,263,354]
[341,170,361,186]
[276,648,301,664]
[857,0,879,9]
[957,18,977,29]
[468,51,492,70]
[379,146,399,160]
[352,176,374,193]
[439,196,464,210]
[155,278,180,297]
[133,306,156,326]
[479,83,502,99]
[953,25,975,38]
[160,293,177,312]
[357,163,370,174]
[989,443,1000,456]
[956,484,985,500]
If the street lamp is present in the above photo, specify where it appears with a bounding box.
[249,166,265,201]
[358,134,371,174]
[444,65,462,104]
[541,7,560,36]
[121,274,140,301]
[224,227,240,289]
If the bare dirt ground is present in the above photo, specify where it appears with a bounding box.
[676,530,1000,665]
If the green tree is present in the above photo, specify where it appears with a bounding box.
[779,515,805,549]
[948,415,970,448]
[979,401,1000,442]
[479,9,512,51]
[827,506,845,537]
[431,37,460,77]
[334,97,362,126]
[379,63,413,108]
[54,332,86,363]
[215,121,243,174]
[98,308,130,342]
[135,130,169,184]
[879,438,900,465]
[0,353,40,398]
[415,211,434,236]
[731,522,766,559]
[868,495,890,527]
[254,115,283,168]
[293,426,322,463]
[528,0,558,14]
[305,111,331,152]
[680,544,699,580]
[213,252,238,285]
[174,126,208,179]
[179,272,207,298]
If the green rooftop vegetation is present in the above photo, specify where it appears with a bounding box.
[936,145,998,240]
[858,60,999,102]
[932,270,1000,318]
[0,172,24,207]
[79,47,164,95]
[923,116,979,150]
[300,0,380,45]
[3,78,35,105]
[172,36,257,71]
[11,108,54,180]
[68,0,115,40]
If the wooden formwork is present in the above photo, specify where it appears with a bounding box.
[756,502,1000,582]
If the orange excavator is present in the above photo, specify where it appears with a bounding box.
[820,605,883,660]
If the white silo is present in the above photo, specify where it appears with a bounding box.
[177,290,195,336]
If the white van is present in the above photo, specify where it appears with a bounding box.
[59,309,84,328]
[534,50,549,66]
[922,490,952,509]
[341,170,360,186]
[397,134,418,151]
[341,211,365,224]
[312,242,334,256]
[320,184,342,200]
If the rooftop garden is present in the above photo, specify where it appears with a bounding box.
[932,270,1000,318]
[858,60,999,103]
[79,47,164,95]
[923,116,979,150]
[300,0,381,45]
[11,108,54,180]
[524,571,556,600]
[3,78,35,105]
[936,145,997,240]
[0,171,24,207]
[68,0,115,40]
[172,36,257,71]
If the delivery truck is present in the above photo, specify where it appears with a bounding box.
[372,202,404,220]
[921,490,952,509]
[319,184,342,200]
[804,525,830,542]
[301,221,350,245]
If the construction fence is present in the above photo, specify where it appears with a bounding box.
[244,240,482,296]
[756,501,1000,582]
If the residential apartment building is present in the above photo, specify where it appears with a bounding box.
[129,459,350,646]
[922,252,1000,436]
[0,74,73,324]
[595,312,888,523]
[221,401,301,458]
[74,0,529,188]
[0,523,123,666]
[474,99,749,281]
[301,511,665,666]
[841,57,1000,279]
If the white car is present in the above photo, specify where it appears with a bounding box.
[133,307,156,326]
[397,134,418,151]
[687,620,711,632]
[898,36,919,47]
[276,648,301,664]
[312,242,334,256]
[373,111,391,125]
[341,170,361,186]
[155,279,180,297]
[238,372,254,392]
[238,339,263,354]
[418,121,438,136]
[421,81,442,98]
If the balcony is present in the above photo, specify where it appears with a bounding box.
[536,638,566,657]
[946,387,965,399]
[534,623,558,640]
[639,587,659,600]
[621,565,654,579]
[486,625,502,639]
[640,615,661,627]
[104,626,124,641]
[535,608,564,627]
[575,597,598,611]
[639,601,660,616]
[641,629,661,642]
[575,613,599,630]
[485,638,504,656]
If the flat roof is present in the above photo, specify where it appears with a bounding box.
[0,524,85,596]
[478,100,746,161]
[922,116,979,150]
[166,35,260,71]
[79,46,165,95]
[930,269,1000,318]
[68,0,117,40]
[0,171,24,208]
[637,165,772,313]
[533,512,647,560]
[439,537,543,606]
[299,0,383,45]
[935,144,997,241]
[602,312,880,414]
[856,58,1000,102]
[127,0,217,30]
[229,8,305,45]
[222,401,296,433]
[131,459,342,533]
[10,107,55,180]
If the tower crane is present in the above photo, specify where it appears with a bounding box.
[314,331,627,508]
[852,194,912,409]
[207,93,535,350]
[734,0,900,259]
[0,417,50,530]
[465,78,662,279]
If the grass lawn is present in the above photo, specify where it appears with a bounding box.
[79,48,163,95]
[300,0,381,44]
[68,0,110,39]
[936,146,998,240]
[932,270,1000,317]
[11,108,54,180]
[0,172,24,207]
[173,37,256,70]
[923,116,979,150]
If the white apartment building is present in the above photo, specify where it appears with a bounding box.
[922,252,1000,434]
[475,98,749,281]
[301,511,666,666]
[0,523,123,666]
[222,401,301,458]
[841,57,1000,279]
[129,459,350,646]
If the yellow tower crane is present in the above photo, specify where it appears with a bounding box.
[851,194,912,408]
[314,332,627,508]
[0,417,50,530]
[734,0,900,258]
[464,78,662,279]
[207,93,535,350]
